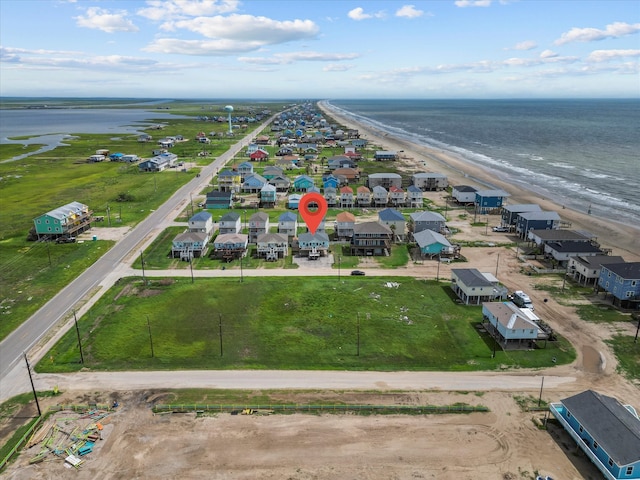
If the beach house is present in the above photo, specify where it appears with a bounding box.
[516,211,561,239]
[378,208,406,241]
[413,229,452,258]
[351,221,392,256]
[474,189,510,214]
[32,201,93,241]
[597,262,640,309]
[412,172,448,191]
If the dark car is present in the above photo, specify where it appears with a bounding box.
[350,270,365,276]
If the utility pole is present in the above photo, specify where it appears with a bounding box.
[495,253,500,277]
[634,314,639,344]
[189,255,194,284]
[356,312,360,356]
[436,254,441,281]
[46,241,52,267]
[23,352,41,416]
[538,376,545,407]
[218,313,223,357]
[146,315,154,358]
[106,203,111,227]
[73,310,84,364]
[140,251,147,286]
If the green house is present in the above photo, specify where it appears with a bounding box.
[33,201,92,240]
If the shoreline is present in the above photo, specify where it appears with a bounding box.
[318,100,640,262]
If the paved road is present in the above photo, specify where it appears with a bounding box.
[0,118,273,402]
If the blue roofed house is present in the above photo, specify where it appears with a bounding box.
[550,390,640,480]
[293,174,315,192]
[474,189,510,214]
[597,262,640,309]
[242,173,267,193]
[259,183,277,207]
[413,229,451,258]
[188,211,215,239]
[378,208,406,242]
[278,211,298,240]
[516,211,561,239]
[236,161,254,181]
[322,175,339,190]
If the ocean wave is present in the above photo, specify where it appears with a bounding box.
[548,162,576,169]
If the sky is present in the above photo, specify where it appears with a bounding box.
[1,0,639,99]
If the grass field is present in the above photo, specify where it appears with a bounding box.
[37,276,575,373]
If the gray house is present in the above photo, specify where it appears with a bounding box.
[256,233,289,261]
[501,204,541,226]
[367,173,402,189]
[451,268,506,305]
[412,172,448,191]
[410,211,446,235]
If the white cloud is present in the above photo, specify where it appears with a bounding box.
[555,22,640,45]
[239,51,360,65]
[144,38,262,55]
[454,0,492,7]
[168,14,318,42]
[323,64,354,72]
[75,7,139,33]
[586,49,640,62]
[137,0,239,21]
[511,41,537,51]
[395,5,424,18]
[347,7,386,21]
[540,49,558,59]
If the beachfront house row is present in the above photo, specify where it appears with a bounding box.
[515,211,561,239]
[550,390,640,480]
[389,186,406,207]
[335,211,356,240]
[351,221,392,256]
[367,173,402,189]
[412,172,448,191]
[451,268,505,305]
[213,233,248,260]
[248,212,270,243]
[410,211,447,235]
[171,231,208,260]
[205,190,233,210]
[256,233,289,261]
[32,201,93,240]
[482,301,543,350]
[597,262,640,309]
[413,229,452,258]
[474,189,510,214]
[501,204,542,226]
[287,193,302,210]
[278,212,298,239]
[218,212,241,234]
[451,185,477,204]
[378,208,406,241]
[296,232,330,259]
[568,255,626,286]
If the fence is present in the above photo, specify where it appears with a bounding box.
[152,403,489,415]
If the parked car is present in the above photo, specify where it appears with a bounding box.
[350,270,365,276]
[492,226,510,232]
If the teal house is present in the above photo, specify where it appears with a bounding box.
[33,201,92,240]
[413,229,451,258]
[293,174,315,192]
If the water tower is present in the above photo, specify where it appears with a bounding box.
[224,105,234,134]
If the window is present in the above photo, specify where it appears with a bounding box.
[632,280,637,287]
[567,411,571,419]
[627,467,634,475]
[579,425,583,433]
[593,440,598,449]
[608,458,614,467]
[627,291,634,298]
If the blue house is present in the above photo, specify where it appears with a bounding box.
[474,189,510,214]
[288,193,302,209]
[515,211,561,239]
[482,301,541,349]
[550,390,640,480]
[322,175,339,189]
[501,204,541,226]
[242,173,267,193]
[413,229,451,258]
[293,174,315,192]
[205,190,233,209]
[260,183,277,207]
[597,262,640,309]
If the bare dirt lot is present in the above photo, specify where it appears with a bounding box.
[2,390,605,480]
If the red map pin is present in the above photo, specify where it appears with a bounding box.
[299,192,328,235]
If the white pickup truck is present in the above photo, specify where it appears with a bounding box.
[511,290,534,310]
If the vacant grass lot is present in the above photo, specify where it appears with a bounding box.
[38,276,575,373]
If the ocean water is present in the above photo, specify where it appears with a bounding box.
[327,99,640,229]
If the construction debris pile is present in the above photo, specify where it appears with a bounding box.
[25,407,112,470]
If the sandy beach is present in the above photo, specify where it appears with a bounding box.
[319,101,640,262]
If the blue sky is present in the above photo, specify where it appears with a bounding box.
[1,0,639,99]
